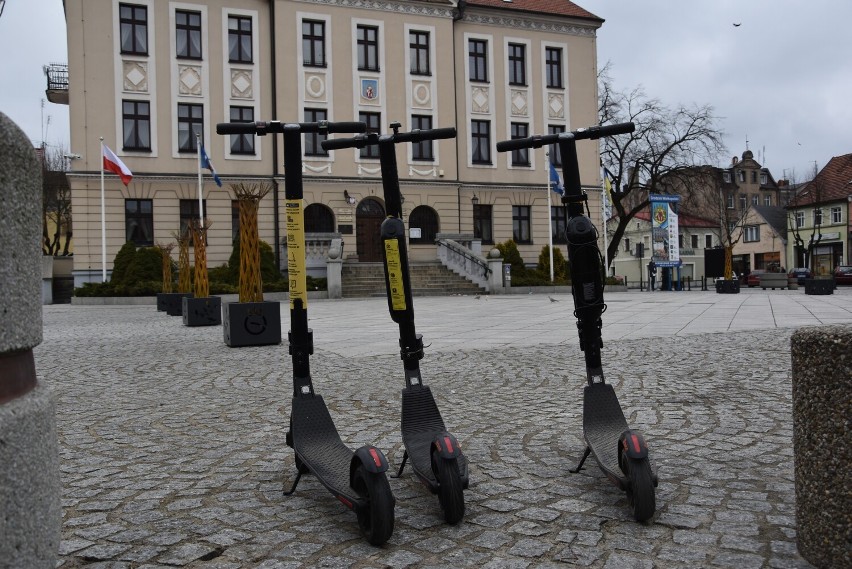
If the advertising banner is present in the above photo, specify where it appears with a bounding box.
[649,194,681,267]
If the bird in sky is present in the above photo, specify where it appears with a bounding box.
[733,22,742,27]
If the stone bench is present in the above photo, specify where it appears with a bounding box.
[758,272,788,289]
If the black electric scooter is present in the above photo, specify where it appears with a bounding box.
[496,122,658,522]
[216,120,396,545]
[322,123,469,524]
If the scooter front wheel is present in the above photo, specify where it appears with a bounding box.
[625,457,655,522]
[352,465,395,545]
[432,449,465,524]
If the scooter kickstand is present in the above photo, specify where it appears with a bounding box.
[391,451,409,479]
[283,470,302,496]
[569,446,591,473]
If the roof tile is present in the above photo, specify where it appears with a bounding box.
[465,0,602,22]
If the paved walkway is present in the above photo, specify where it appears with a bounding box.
[36,287,852,568]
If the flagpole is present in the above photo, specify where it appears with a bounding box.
[196,134,204,229]
[601,167,609,276]
[99,137,107,282]
[546,152,554,283]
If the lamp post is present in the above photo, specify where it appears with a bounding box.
[471,194,479,237]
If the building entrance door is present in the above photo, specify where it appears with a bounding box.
[356,197,385,262]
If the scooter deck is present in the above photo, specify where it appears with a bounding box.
[582,382,629,488]
[291,393,359,503]
[401,385,467,488]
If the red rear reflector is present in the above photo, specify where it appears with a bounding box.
[369,448,383,468]
[630,434,642,453]
[444,437,454,454]
[338,496,353,509]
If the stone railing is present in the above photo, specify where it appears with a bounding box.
[436,238,504,292]
[280,232,343,277]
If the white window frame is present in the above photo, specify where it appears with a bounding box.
[830,206,842,224]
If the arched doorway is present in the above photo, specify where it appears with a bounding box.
[408,205,440,244]
[356,197,385,261]
[304,203,335,233]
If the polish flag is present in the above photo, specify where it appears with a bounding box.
[103,144,133,186]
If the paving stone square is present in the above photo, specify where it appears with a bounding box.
[35,288,852,567]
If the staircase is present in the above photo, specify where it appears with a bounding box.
[342,262,486,298]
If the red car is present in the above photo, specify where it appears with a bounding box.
[834,265,852,285]
[746,270,766,287]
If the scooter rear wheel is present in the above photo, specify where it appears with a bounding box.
[352,465,395,545]
[432,449,465,524]
[625,457,655,522]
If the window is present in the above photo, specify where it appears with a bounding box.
[120,3,148,55]
[751,171,757,183]
[411,115,433,161]
[705,234,713,248]
[409,30,429,75]
[125,199,153,246]
[473,204,493,244]
[723,171,731,183]
[177,103,203,153]
[357,25,379,71]
[545,47,563,88]
[409,206,439,243]
[739,195,747,210]
[302,20,325,67]
[551,206,567,244]
[624,238,630,252]
[751,194,759,206]
[760,172,768,185]
[744,225,760,242]
[228,15,252,63]
[471,120,491,164]
[831,206,842,224]
[305,203,335,232]
[727,193,735,209]
[122,100,151,151]
[180,199,206,240]
[229,106,255,154]
[795,211,805,228]
[813,208,823,225]
[764,195,772,206]
[468,39,488,82]
[231,200,240,242]
[548,125,565,166]
[691,234,699,249]
[738,170,745,182]
[359,112,381,159]
[678,234,684,248]
[510,122,529,166]
[508,43,526,86]
[512,205,531,243]
[175,10,201,59]
[304,109,328,156]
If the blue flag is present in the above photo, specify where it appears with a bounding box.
[200,144,222,187]
[549,161,564,196]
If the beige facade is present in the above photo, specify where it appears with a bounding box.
[62,0,604,285]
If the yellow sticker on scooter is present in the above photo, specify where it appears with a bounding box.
[384,239,407,311]
[285,200,307,309]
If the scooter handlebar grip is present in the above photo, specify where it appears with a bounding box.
[420,127,456,141]
[325,121,367,134]
[216,122,257,135]
[321,136,363,151]
[496,137,533,152]
[573,122,635,140]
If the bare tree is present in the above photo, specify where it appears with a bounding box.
[598,65,726,267]
[41,144,73,256]
[786,164,823,273]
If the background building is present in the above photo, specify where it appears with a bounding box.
[53,0,606,286]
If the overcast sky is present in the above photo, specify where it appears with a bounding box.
[1,0,850,182]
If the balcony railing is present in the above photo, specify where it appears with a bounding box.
[44,63,69,105]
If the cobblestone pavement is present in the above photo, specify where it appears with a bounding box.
[36,289,852,568]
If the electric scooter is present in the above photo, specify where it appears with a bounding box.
[322,123,469,524]
[216,120,396,545]
[496,122,658,522]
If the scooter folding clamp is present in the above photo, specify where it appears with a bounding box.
[399,334,425,362]
[287,329,314,356]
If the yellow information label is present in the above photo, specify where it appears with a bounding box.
[384,239,407,311]
[285,200,307,310]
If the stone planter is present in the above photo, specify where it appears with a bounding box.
[182,296,221,327]
[223,301,282,347]
[804,278,834,295]
[715,279,740,294]
[158,292,192,315]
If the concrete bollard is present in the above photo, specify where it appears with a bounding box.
[790,325,851,569]
[0,112,61,566]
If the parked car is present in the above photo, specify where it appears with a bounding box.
[788,267,812,285]
[746,269,766,287]
[834,265,852,285]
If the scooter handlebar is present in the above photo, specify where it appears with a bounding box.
[394,127,457,143]
[496,122,635,152]
[216,120,367,136]
[321,135,367,151]
[322,127,457,151]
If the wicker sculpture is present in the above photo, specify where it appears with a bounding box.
[154,242,176,293]
[173,228,192,294]
[189,219,211,298]
[232,182,272,303]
